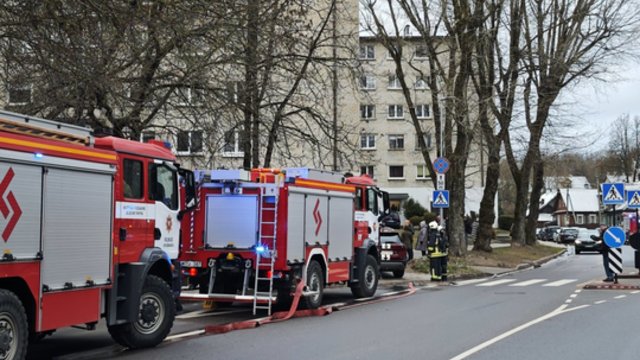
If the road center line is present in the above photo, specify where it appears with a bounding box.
[614,295,627,299]
[595,300,607,304]
[450,304,589,360]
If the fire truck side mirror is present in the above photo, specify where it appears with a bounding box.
[180,169,198,209]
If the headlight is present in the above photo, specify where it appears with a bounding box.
[574,240,581,244]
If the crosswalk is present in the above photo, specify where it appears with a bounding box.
[474,278,577,288]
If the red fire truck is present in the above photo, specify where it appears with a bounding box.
[0,110,196,359]
[179,168,390,314]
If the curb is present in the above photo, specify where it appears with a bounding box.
[515,247,568,270]
[385,247,568,286]
[583,283,640,290]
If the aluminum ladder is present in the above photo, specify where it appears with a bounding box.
[252,185,279,315]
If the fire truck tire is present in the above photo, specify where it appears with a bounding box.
[350,254,379,298]
[0,290,28,360]
[108,275,175,349]
[304,261,324,309]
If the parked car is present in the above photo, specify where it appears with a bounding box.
[540,226,560,242]
[557,227,580,244]
[379,228,408,278]
[574,228,601,254]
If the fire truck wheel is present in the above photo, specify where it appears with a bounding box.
[0,290,28,360]
[350,255,379,298]
[108,275,176,349]
[304,261,324,309]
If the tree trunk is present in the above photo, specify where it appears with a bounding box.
[510,160,532,245]
[526,156,545,245]
[242,0,258,169]
[474,142,500,252]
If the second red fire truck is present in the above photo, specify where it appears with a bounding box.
[179,167,390,314]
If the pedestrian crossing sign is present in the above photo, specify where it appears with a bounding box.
[627,190,640,209]
[602,183,625,205]
[432,190,449,208]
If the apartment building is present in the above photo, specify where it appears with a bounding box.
[352,35,487,212]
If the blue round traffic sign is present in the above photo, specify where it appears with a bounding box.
[433,157,450,174]
[604,226,626,248]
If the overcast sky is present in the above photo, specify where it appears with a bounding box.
[569,64,640,151]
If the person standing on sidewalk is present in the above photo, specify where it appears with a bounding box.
[416,220,428,257]
[401,220,414,261]
[594,224,614,282]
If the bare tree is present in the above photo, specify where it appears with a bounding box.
[361,0,483,256]
[607,114,640,181]
[505,0,639,245]
[0,0,361,171]
[0,1,229,138]
[471,0,526,252]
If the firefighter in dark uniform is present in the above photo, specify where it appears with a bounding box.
[438,225,448,281]
[427,221,446,281]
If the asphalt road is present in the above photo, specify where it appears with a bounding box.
[29,245,640,360]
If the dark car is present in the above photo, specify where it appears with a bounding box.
[379,229,408,278]
[540,226,560,242]
[574,228,601,254]
[557,227,579,243]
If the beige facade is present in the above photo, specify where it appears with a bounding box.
[350,36,486,210]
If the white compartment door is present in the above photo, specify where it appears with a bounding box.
[205,195,258,249]
[286,192,305,263]
[327,196,354,261]
[42,168,112,290]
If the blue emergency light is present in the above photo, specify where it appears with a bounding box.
[256,245,267,254]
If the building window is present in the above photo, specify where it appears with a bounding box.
[416,165,430,179]
[388,74,401,89]
[360,165,374,178]
[359,44,375,60]
[360,133,376,150]
[589,214,597,224]
[576,214,584,224]
[415,45,428,58]
[359,74,376,90]
[415,133,432,150]
[416,104,430,119]
[415,76,431,89]
[176,130,203,155]
[388,105,404,119]
[388,134,404,150]
[389,165,404,179]
[360,104,375,120]
[7,85,31,105]
[222,129,245,157]
[176,86,204,106]
[226,81,243,104]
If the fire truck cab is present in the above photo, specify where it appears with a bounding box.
[180,167,390,314]
[0,110,196,359]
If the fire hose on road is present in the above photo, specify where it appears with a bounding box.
[169,282,417,340]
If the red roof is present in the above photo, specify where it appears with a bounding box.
[94,136,175,161]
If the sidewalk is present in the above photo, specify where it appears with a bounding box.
[380,240,567,287]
